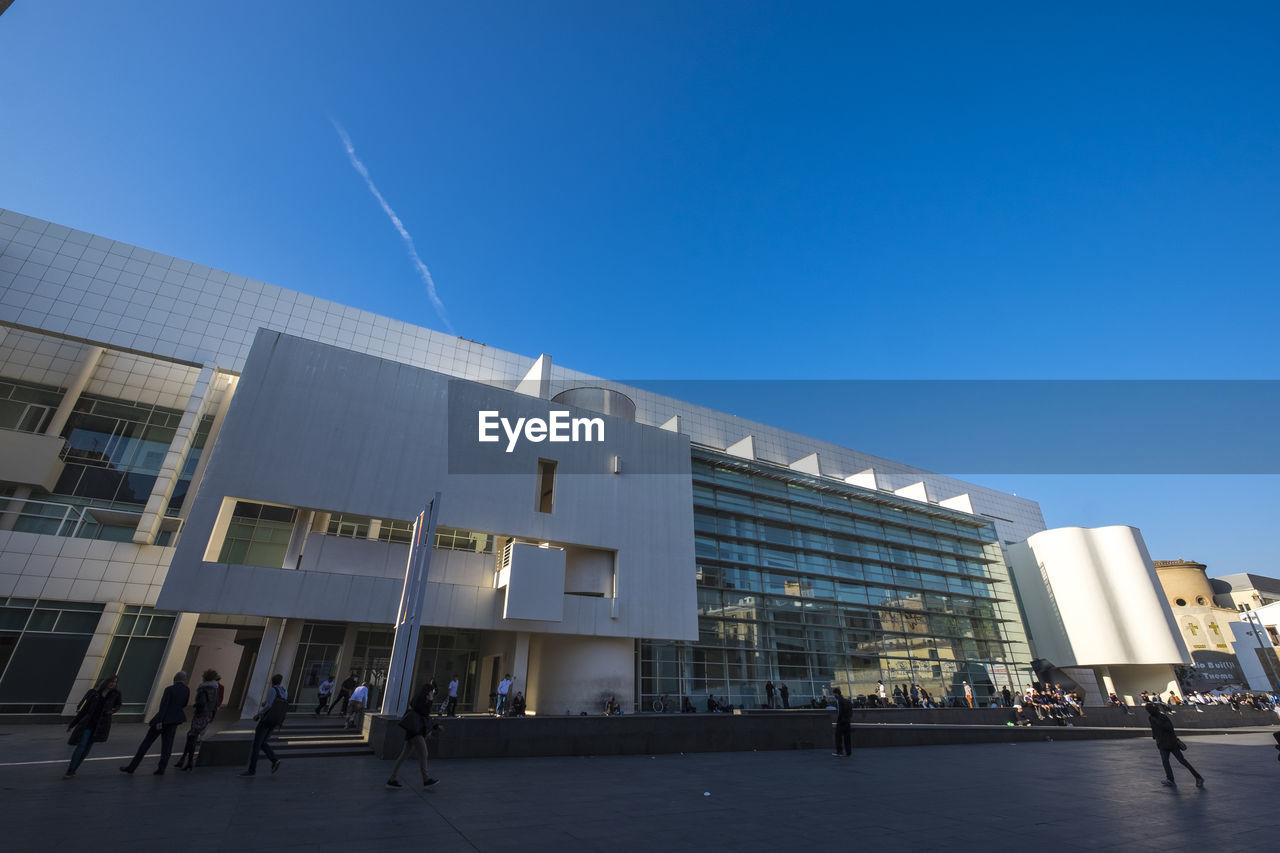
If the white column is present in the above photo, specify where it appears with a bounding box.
[134,365,222,545]
[60,601,124,716]
[142,611,200,720]
[283,510,315,570]
[513,631,531,700]
[177,374,238,526]
[271,620,306,698]
[44,344,105,436]
[240,618,285,720]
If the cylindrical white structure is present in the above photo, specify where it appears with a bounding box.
[1007,526,1189,667]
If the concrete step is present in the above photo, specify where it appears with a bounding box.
[267,746,375,759]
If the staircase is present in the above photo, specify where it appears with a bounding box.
[268,714,375,759]
[198,713,374,766]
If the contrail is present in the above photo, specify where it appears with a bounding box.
[331,120,455,334]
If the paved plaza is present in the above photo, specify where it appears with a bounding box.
[2,723,1278,851]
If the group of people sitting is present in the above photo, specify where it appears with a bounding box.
[1133,688,1278,712]
[705,694,737,712]
[1011,685,1085,725]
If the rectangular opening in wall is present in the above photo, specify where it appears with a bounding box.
[536,459,556,513]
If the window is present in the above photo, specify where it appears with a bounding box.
[327,513,371,539]
[218,501,296,568]
[536,459,556,513]
[53,393,186,509]
[0,597,104,714]
[97,605,175,714]
[1196,596,1207,605]
[433,526,495,554]
[0,379,61,433]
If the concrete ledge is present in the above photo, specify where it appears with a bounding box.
[369,706,1278,759]
[217,706,1280,763]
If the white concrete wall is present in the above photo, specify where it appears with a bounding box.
[187,626,244,708]
[160,332,699,643]
[527,634,634,715]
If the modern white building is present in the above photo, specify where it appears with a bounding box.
[1005,526,1191,703]
[2,207,1055,720]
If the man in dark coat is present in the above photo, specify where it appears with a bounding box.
[64,675,123,778]
[1146,702,1204,788]
[831,687,854,757]
[120,671,189,775]
[329,672,358,716]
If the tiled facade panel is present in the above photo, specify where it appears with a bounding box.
[1,209,1045,545]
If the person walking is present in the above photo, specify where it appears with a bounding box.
[780,682,790,709]
[241,674,288,776]
[314,675,334,716]
[963,681,975,708]
[64,674,123,778]
[445,674,459,717]
[176,669,220,771]
[1147,702,1204,788]
[329,672,356,716]
[831,688,853,757]
[120,671,189,775]
[346,681,370,730]
[765,680,776,709]
[876,680,887,708]
[386,683,443,790]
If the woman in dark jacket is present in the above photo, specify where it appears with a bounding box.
[64,674,123,778]
[1147,702,1204,788]
[385,683,443,789]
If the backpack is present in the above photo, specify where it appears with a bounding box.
[262,686,289,725]
[195,684,218,714]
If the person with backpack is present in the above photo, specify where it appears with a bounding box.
[241,673,288,776]
[176,669,221,771]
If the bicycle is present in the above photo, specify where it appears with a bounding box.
[652,694,670,713]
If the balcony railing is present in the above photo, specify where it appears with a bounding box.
[0,497,182,544]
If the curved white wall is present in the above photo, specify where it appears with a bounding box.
[1007,526,1188,667]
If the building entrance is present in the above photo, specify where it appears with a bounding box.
[410,629,480,713]
[287,623,346,711]
[349,628,394,711]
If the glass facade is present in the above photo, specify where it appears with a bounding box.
[1,382,210,543]
[640,449,1032,711]
[0,597,105,714]
[97,605,177,714]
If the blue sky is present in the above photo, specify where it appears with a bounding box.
[1,3,1276,571]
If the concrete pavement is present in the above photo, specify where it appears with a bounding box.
[3,723,1278,851]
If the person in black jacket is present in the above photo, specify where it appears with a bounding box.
[1147,702,1204,788]
[386,683,444,789]
[120,671,189,775]
[64,674,123,778]
[831,687,854,757]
